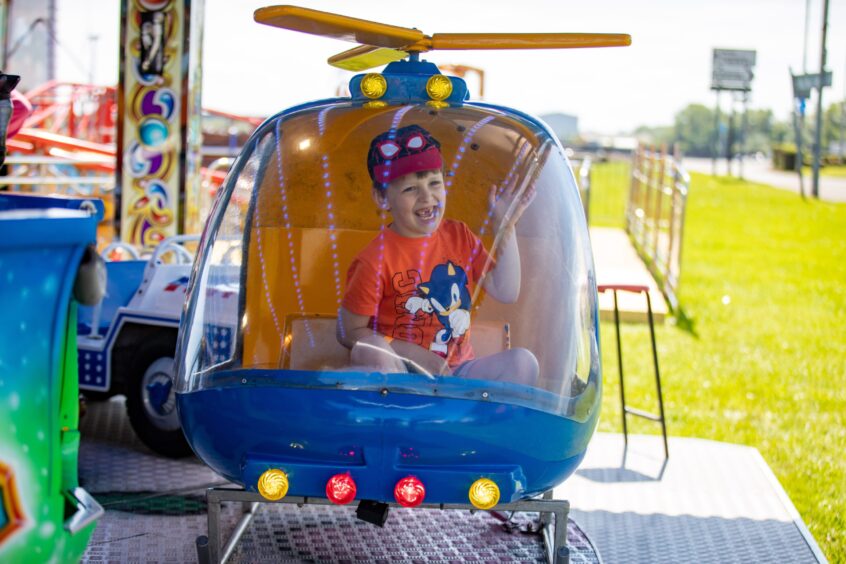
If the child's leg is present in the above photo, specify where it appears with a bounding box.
[350,334,407,373]
[454,347,539,386]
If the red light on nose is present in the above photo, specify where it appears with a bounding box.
[326,473,357,505]
[394,476,425,507]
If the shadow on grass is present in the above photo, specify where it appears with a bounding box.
[671,306,698,337]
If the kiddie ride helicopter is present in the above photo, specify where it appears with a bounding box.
[177,6,629,563]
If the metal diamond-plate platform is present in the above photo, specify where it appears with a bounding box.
[223,503,600,563]
[558,434,827,563]
[79,398,599,563]
[79,397,228,494]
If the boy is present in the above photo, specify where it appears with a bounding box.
[337,124,538,384]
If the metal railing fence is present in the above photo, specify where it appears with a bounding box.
[626,144,689,311]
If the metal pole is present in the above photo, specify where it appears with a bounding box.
[803,0,811,73]
[793,97,807,199]
[726,100,735,176]
[88,35,99,85]
[46,0,57,81]
[841,53,846,162]
[812,0,830,199]
[0,0,8,68]
[645,291,669,459]
[612,290,628,449]
[207,489,221,563]
[712,90,721,176]
[840,99,844,163]
[740,91,749,180]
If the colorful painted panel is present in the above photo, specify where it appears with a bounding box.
[0,463,24,544]
[0,195,101,560]
[119,0,184,248]
[119,0,205,246]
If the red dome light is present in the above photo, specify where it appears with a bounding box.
[326,473,357,505]
[394,476,425,507]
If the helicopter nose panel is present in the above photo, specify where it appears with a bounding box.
[177,380,595,504]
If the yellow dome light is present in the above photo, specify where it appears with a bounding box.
[257,468,289,501]
[360,73,388,99]
[426,75,453,107]
[468,477,500,510]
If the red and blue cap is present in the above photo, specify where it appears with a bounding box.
[367,124,442,188]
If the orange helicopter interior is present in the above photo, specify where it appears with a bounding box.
[236,104,562,377]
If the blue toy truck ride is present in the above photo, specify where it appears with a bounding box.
[76,235,221,457]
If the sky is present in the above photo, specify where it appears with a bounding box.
[41,0,846,134]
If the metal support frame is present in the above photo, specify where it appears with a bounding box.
[197,487,571,564]
[598,283,669,459]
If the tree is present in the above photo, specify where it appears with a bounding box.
[823,99,846,157]
[633,103,796,158]
[632,124,674,147]
[673,104,714,157]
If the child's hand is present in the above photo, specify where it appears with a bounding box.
[489,180,536,233]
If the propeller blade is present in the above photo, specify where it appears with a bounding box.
[431,33,631,50]
[328,45,409,71]
[254,5,425,49]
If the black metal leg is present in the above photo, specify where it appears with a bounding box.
[196,535,210,564]
[207,489,221,563]
[600,283,669,461]
[645,291,669,459]
[613,289,629,448]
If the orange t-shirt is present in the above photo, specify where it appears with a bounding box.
[342,219,493,368]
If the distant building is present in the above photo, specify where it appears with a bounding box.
[598,135,638,152]
[4,0,55,90]
[539,113,579,143]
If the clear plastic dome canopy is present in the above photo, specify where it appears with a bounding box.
[175,96,601,501]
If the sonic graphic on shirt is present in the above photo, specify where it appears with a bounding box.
[404,261,472,356]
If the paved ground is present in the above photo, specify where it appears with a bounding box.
[590,227,668,324]
[561,434,826,564]
[683,157,846,203]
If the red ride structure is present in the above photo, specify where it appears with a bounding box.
[4,81,258,243]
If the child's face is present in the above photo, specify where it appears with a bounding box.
[378,169,446,238]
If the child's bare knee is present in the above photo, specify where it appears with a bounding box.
[511,347,539,385]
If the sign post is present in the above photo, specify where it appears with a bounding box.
[791,70,808,198]
[812,0,831,199]
[790,70,832,199]
[711,49,756,177]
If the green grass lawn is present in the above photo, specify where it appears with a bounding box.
[588,161,846,561]
[802,164,846,178]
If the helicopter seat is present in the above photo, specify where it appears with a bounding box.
[284,313,511,373]
[284,314,348,371]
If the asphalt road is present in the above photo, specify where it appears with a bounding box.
[682,157,846,203]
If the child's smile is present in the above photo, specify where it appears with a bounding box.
[415,205,439,222]
[380,169,446,238]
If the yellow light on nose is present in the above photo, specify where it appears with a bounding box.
[361,73,387,99]
[468,478,500,510]
[257,468,289,501]
[426,75,453,102]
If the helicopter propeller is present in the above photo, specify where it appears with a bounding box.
[254,5,631,71]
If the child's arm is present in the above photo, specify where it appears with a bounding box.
[481,183,535,303]
[336,306,382,349]
[483,226,521,303]
[337,306,451,375]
